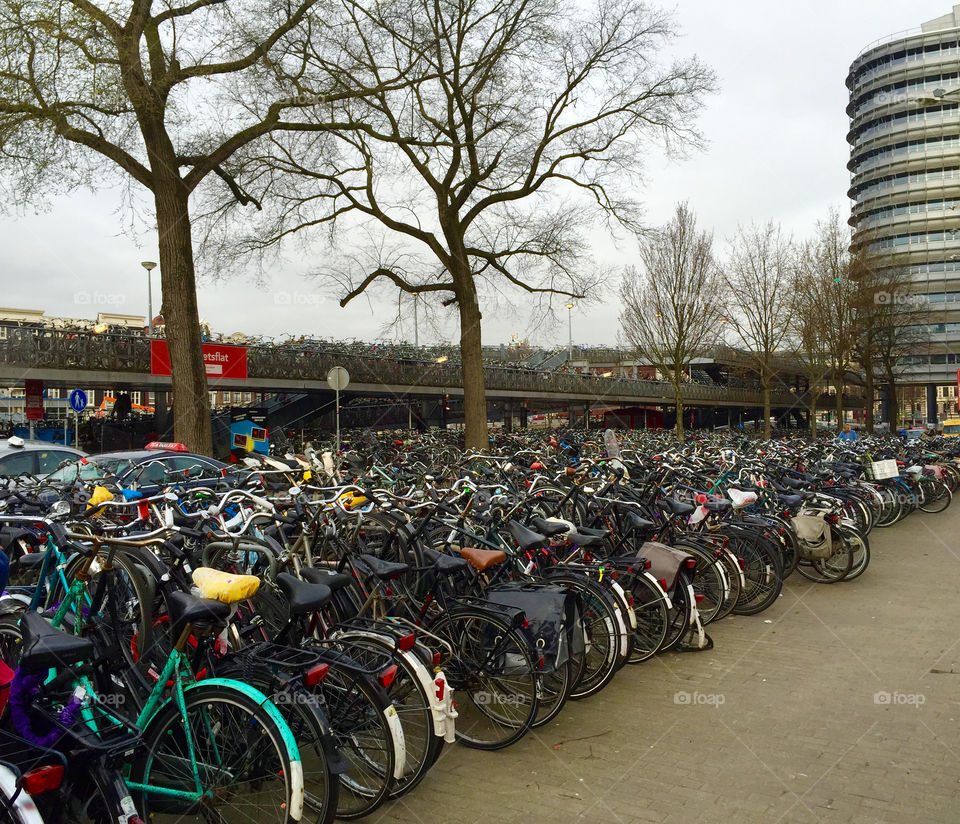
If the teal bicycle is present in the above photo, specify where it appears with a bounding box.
[6,526,306,822]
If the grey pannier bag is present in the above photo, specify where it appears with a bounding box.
[791,514,832,560]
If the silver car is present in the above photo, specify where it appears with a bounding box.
[0,436,87,478]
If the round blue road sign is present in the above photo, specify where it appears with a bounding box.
[68,389,88,413]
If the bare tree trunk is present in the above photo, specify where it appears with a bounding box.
[885,375,899,431]
[154,179,212,455]
[863,367,874,434]
[456,276,488,451]
[809,391,821,437]
[835,373,845,424]
[675,383,685,443]
[762,372,771,438]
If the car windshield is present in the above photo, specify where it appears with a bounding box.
[944,424,960,434]
[47,456,134,483]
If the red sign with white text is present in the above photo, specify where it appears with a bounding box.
[150,340,248,380]
[24,379,44,420]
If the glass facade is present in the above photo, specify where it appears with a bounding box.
[847,9,960,384]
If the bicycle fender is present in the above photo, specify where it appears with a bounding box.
[145,678,304,821]
[0,593,30,615]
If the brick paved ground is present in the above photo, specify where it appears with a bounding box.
[366,505,960,824]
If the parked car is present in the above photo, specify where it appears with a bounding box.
[0,436,86,479]
[46,441,230,495]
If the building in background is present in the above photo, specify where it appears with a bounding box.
[847,6,960,421]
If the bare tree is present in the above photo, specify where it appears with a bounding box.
[721,222,794,438]
[792,243,835,437]
[852,254,930,431]
[0,0,406,453]
[232,0,716,450]
[811,211,859,422]
[619,203,723,441]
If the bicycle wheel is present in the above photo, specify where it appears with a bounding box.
[557,579,620,700]
[60,551,154,678]
[215,664,339,824]
[731,534,784,615]
[626,573,669,662]
[0,614,22,669]
[129,682,302,823]
[674,542,727,624]
[712,548,743,621]
[309,662,397,819]
[919,478,952,514]
[839,526,870,582]
[430,608,538,750]
[333,633,439,800]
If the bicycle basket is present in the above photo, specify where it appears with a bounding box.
[485,582,572,673]
[791,514,832,560]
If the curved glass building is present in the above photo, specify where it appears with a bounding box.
[847,5,960,402]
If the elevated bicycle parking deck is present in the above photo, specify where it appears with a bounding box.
[0,328,863,411]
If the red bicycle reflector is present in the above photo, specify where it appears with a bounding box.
[695,493,707,504]
[137,502,150,521]
[684,558,696,569]
[304,663,330,687]
[435,676,445,701]
[644,559,652,570]
[530,461,542,470]
[694,594,705,604]
[432,652,442,666]
[145,441,188,452]
[378,665,399,688]
[22,765,64,795]
[398,633,416,652]
[738,558,745,570]
[658,577,668,591]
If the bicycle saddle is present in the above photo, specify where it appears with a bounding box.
[507,521,548,550]
[276,572,332,615]
[421,547,469,573]
[357,553,410,580]
[19,611,94,673]
[658,498,695,516]
[459,547,507,571]
[727,488,757,508]
[703,499,731,512]
[619,509,655,532]
[576,525,611,539]
[192,566,261,604]
[528,516,569,537]
[566,532,604,548]
[777,493,803,508]
[168,590,232,640]
[300,567,356,591]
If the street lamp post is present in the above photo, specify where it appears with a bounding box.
[565,302,574,360]
[141,261,157,336]
[413,292,419,348]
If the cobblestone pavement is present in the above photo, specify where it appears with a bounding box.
[366,506,960,824]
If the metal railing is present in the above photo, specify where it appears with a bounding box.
[0,328,864,409]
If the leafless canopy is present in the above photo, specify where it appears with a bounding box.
[620,202,723,439]
[225,0,716,448]
[721,221,794,437]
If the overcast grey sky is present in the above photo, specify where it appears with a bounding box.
[0,0,952,347]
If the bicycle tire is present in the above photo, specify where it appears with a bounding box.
[129,682,303,823]
[430,608,538,750]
